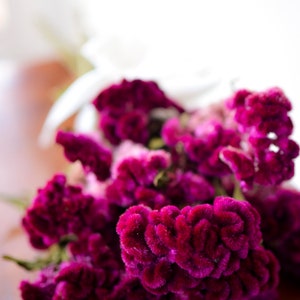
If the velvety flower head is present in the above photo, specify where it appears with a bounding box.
[20,267,56,300]
[246,187,300,279]
[116,196,268,296]
[93,79,184,145]
[227,87,292,136]
[53,260,106,300]
[22,174,107,249]
[106,147,171,208]
[56,131,112,181]
[162,113,241,177]
[196,248,279,300]
[224,87,299,187]
[21,258,113,300]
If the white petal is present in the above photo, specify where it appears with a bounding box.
[73,104,98,133]
[38,69,116,147]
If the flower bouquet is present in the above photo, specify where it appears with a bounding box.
[7,78,300,299]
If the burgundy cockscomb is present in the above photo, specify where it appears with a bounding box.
[162,114,241,177]
[56,131,112,181]
[246,187,300,279]
[93,79,184,144]
[106,147,171,208]
[116,196,276,298]
[224,87,299,187]
[20,267,56,300]
[22,174,107,249]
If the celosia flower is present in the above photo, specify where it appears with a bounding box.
[225,87,299,187]
[162,114,241,177]
[106,147,171,208]
[56,131,112,181]
[93,79,184,144]
[20,267,56,300]
[162,87,299,189]
[22,174,107,249]
[117,196,277,298]
[246,187,300,279]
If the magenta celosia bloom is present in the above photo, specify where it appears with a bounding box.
[192,248,279,300]
[162,87,299,189]
[22,174,108,249]
[20,267,56,300]
[93,79,184,144]
[246,187,300,279]
[225,87,299,187]
[56,131,112,181]
[162,115,241,177]
[53,261,107,300]
[116,196,278,298]
[106,148,171,208]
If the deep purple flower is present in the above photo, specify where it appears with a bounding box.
[162,114,241,177]
[56,131,112,181]
[93,79,184,145]
[20,267,56,300]
[246,187,300,279]
[116,196,268,295]
[106,148,171,208]
[22,174,107,249]
[53,260,106,300]
[196,248,279,300]
[225,87,299,187]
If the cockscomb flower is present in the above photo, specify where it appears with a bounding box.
[20,259,111,300]
[93,79,184,144]
[106,147,171,208]
[193,248,279,300]
[161,108,241,177]
[22,174,108,249]
[116,196,274,297]
[245,186,300,279]
[224,87,299,187]
[56,131,112,181]
[20,267,56,300]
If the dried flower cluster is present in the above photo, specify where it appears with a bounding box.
[14,79,300,299]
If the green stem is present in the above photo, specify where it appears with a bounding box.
[0,193,29,210]
[3,234,76,271]
[232,182,245,201]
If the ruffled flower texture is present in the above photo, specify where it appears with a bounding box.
[117,196,279,299]
[224,87,299,188]
[246,187,300,280]
[56,131,112,181]
[106,143,214,209]
[93,79,184,145]
[106,146,172,209]
[162,87,299,189]
[21,215,124,299]
[22,174,109,250]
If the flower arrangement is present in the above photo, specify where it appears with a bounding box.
[7,79,300,299]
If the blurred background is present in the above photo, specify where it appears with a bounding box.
[0,0,300,299]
